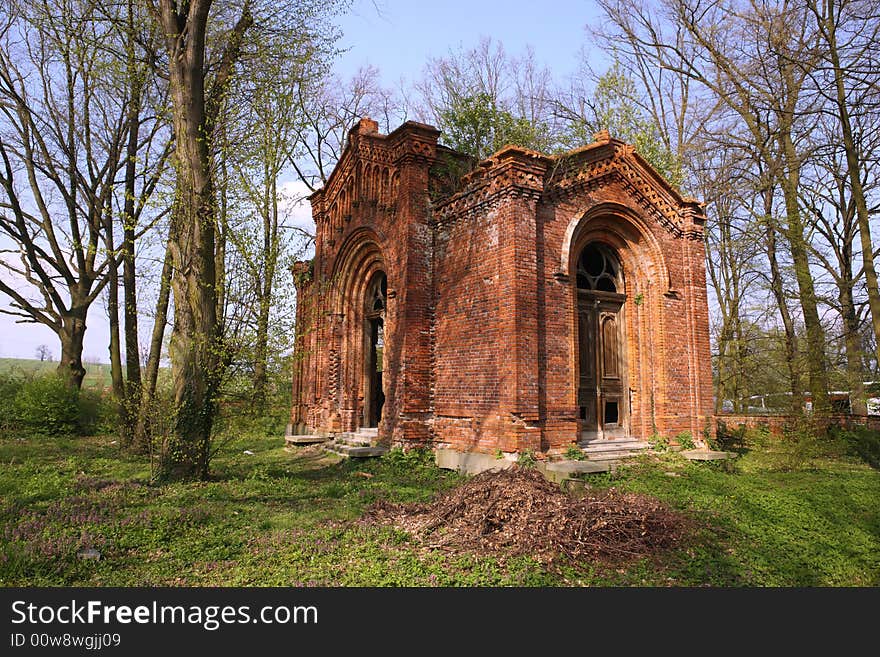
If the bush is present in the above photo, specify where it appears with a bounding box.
[382,446,436,472]
[0,373,21,433]
[829,426,880,470]
[673,431,695,450]
[648,433,669,452]
[11,374,80,436]
[77,388,119,436]
[0,372,119,437]
[715,421,748,452]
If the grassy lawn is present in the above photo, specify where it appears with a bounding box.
[0,433,877,586]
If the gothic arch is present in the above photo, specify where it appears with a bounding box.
[563,203,671,442]
[560,202,671,294]
[328,227,390,432]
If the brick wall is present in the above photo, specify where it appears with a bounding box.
[716,413,880,436]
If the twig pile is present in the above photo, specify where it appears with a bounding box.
[363,466,687,564]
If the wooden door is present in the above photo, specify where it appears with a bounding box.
[578,293,627,440]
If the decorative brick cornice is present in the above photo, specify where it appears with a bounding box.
[389,121,440,166]
[542,141,701,239]
[434,145,549,223]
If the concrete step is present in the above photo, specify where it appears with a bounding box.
[580,439,650,452]
[539,459,615,485]
[284,434,328,447]
[584,451,643,462]
[544,460,612,475]
[681,449,735,461]
[335,436,373,447]
[325,443,388,458]
[336,430,379,446]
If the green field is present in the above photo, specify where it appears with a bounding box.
[0,357,113,390]
[0,432,877,586]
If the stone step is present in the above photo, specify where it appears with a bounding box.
[539,459,614,485]
[544,460,612,475]
[584,451,643,462]
[681,449,735,461]
[284,434,328,447]
[325,443,388,458]
[335,430,379,446]
[335,436,373,447]
[581,440,650,453]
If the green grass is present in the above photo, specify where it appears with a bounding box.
[0,433,877,586]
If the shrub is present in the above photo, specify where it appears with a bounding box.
[382,447,436,472]
[829,426,880,470]
[517,450,537,468]
[0,373,21,433]
[648,433,668,452]
[674,431,695,450]
[715,421,748,452]
[12,374,80,436]
[77,388,119,436]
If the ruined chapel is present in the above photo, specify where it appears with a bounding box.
[288,118,713,459]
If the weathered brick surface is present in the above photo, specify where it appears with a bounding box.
[290,121,714,454]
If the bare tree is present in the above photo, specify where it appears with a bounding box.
[413,37,558,161]
[288,65,406,192]
[805,0,880,368]
[0,0,133,388]
[800,113,880,414]
[594,0,832,412]
[220,28,323,410]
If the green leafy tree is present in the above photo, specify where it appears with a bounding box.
[557,63,684,188]
[437,92,544,161]
[416,37,556,164]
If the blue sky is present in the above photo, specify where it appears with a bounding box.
[333,0,602,84]
[0,1,606,362]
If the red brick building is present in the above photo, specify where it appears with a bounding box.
[289,118,713,457]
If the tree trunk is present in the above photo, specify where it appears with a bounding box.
[840,283,867,416]
[107,223,126,410]
[123,48,143,395]
[57,309,87,389]
[160,0,220,480]
[153,0,253,479]
[252,292,271,410]
[819,0,880,368]
[252,177,277,411]
[764,214,802,413]
[779,131,830,414]
[133,240,173,453]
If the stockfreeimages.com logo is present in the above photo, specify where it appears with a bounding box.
[11,599,317,632]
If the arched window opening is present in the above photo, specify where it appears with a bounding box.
[364,271,387,428]
[576,243,622,293]
[368,273,387,313]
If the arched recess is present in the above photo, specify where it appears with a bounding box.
[362,271,387,427]
[561,202,671,291]
[329,228,389,432]
[564,203,670,443]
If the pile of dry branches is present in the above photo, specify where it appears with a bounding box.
[363,466,688,564]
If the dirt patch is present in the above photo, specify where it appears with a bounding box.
[363,466,688,565]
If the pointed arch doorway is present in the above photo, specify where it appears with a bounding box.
[575,243,628,441]
[363,271,387,428]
